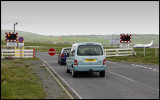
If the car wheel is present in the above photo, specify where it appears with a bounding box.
[58,60,60,64]
[72,68,77,77]
[100,71,105,77]
[60,60,63,65]
[66,67,70,73]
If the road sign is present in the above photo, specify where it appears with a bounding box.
[18,43,24,47]
[110,39,120,44]
[48,48,56,56]
[7,41,17,47]
[18,37,24,43]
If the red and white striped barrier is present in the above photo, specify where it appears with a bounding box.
[1,48,35,58]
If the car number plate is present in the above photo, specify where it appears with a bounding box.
[85,59,96,62]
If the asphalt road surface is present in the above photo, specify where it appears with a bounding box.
[36,52,159,99]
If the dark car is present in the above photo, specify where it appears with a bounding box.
[58,48,71,65]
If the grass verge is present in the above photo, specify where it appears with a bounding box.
[1,59,46,99]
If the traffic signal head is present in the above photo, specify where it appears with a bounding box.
[120,34,131,43]
[5,32,18,41]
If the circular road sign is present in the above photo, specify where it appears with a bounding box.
[48,48,56,56]
[18,37,24,43]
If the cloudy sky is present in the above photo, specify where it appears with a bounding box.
[1,1,159,36]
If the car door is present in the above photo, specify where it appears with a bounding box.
[66,46,76,70]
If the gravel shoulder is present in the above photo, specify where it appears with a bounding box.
[20,60,70,99]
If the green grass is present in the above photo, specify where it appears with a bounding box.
[1,59,46,99]
[106,48,159,64]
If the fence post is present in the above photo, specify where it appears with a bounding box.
[132,47,134,55]
[144,47,146,57]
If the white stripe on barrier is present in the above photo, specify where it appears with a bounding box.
[1,49,35,58]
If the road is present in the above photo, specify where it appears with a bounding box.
[36,52,159,99]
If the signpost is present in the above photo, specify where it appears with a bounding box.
[18,37,24,58]
[48,48,56,56]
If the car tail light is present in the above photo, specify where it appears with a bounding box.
[103,59,106,65]
[74,60,78,65]
[61,53,64,57]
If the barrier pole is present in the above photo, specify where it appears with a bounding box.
[33,48,35,58]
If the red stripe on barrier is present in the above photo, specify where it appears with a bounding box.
[16,33,18,34]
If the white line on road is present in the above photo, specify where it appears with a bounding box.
[131,64,159,71]
[108,71,159,91]
[39,58,83,99]
[108,71,137,82]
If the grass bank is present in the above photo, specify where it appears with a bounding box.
[1,58,46,99]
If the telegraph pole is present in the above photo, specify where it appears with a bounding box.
[14,22,18,33]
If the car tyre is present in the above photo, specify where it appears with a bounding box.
[100,71,105,77]
[58,60,60,64]
[72,68,77,77]
[60,60,63,65]
[66,67,70,73]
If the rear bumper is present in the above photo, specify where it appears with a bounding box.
[73,65,106,72]
[60,57,67,62]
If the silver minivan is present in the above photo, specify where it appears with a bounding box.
[66,42,106,77]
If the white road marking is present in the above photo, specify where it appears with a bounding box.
[108,71,159,91]
[131,64,159,71]
[108,71,137,82]
[39,58,83,99]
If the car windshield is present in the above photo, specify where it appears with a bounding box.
[77,45,103,56]
[63,49,71,53]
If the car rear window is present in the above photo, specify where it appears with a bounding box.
[77,45,103,56]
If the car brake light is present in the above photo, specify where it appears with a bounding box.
[103,59,106,65]
[74,60,78,65]
[61,53,64,57]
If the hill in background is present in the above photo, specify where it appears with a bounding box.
[1,30,159,46]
